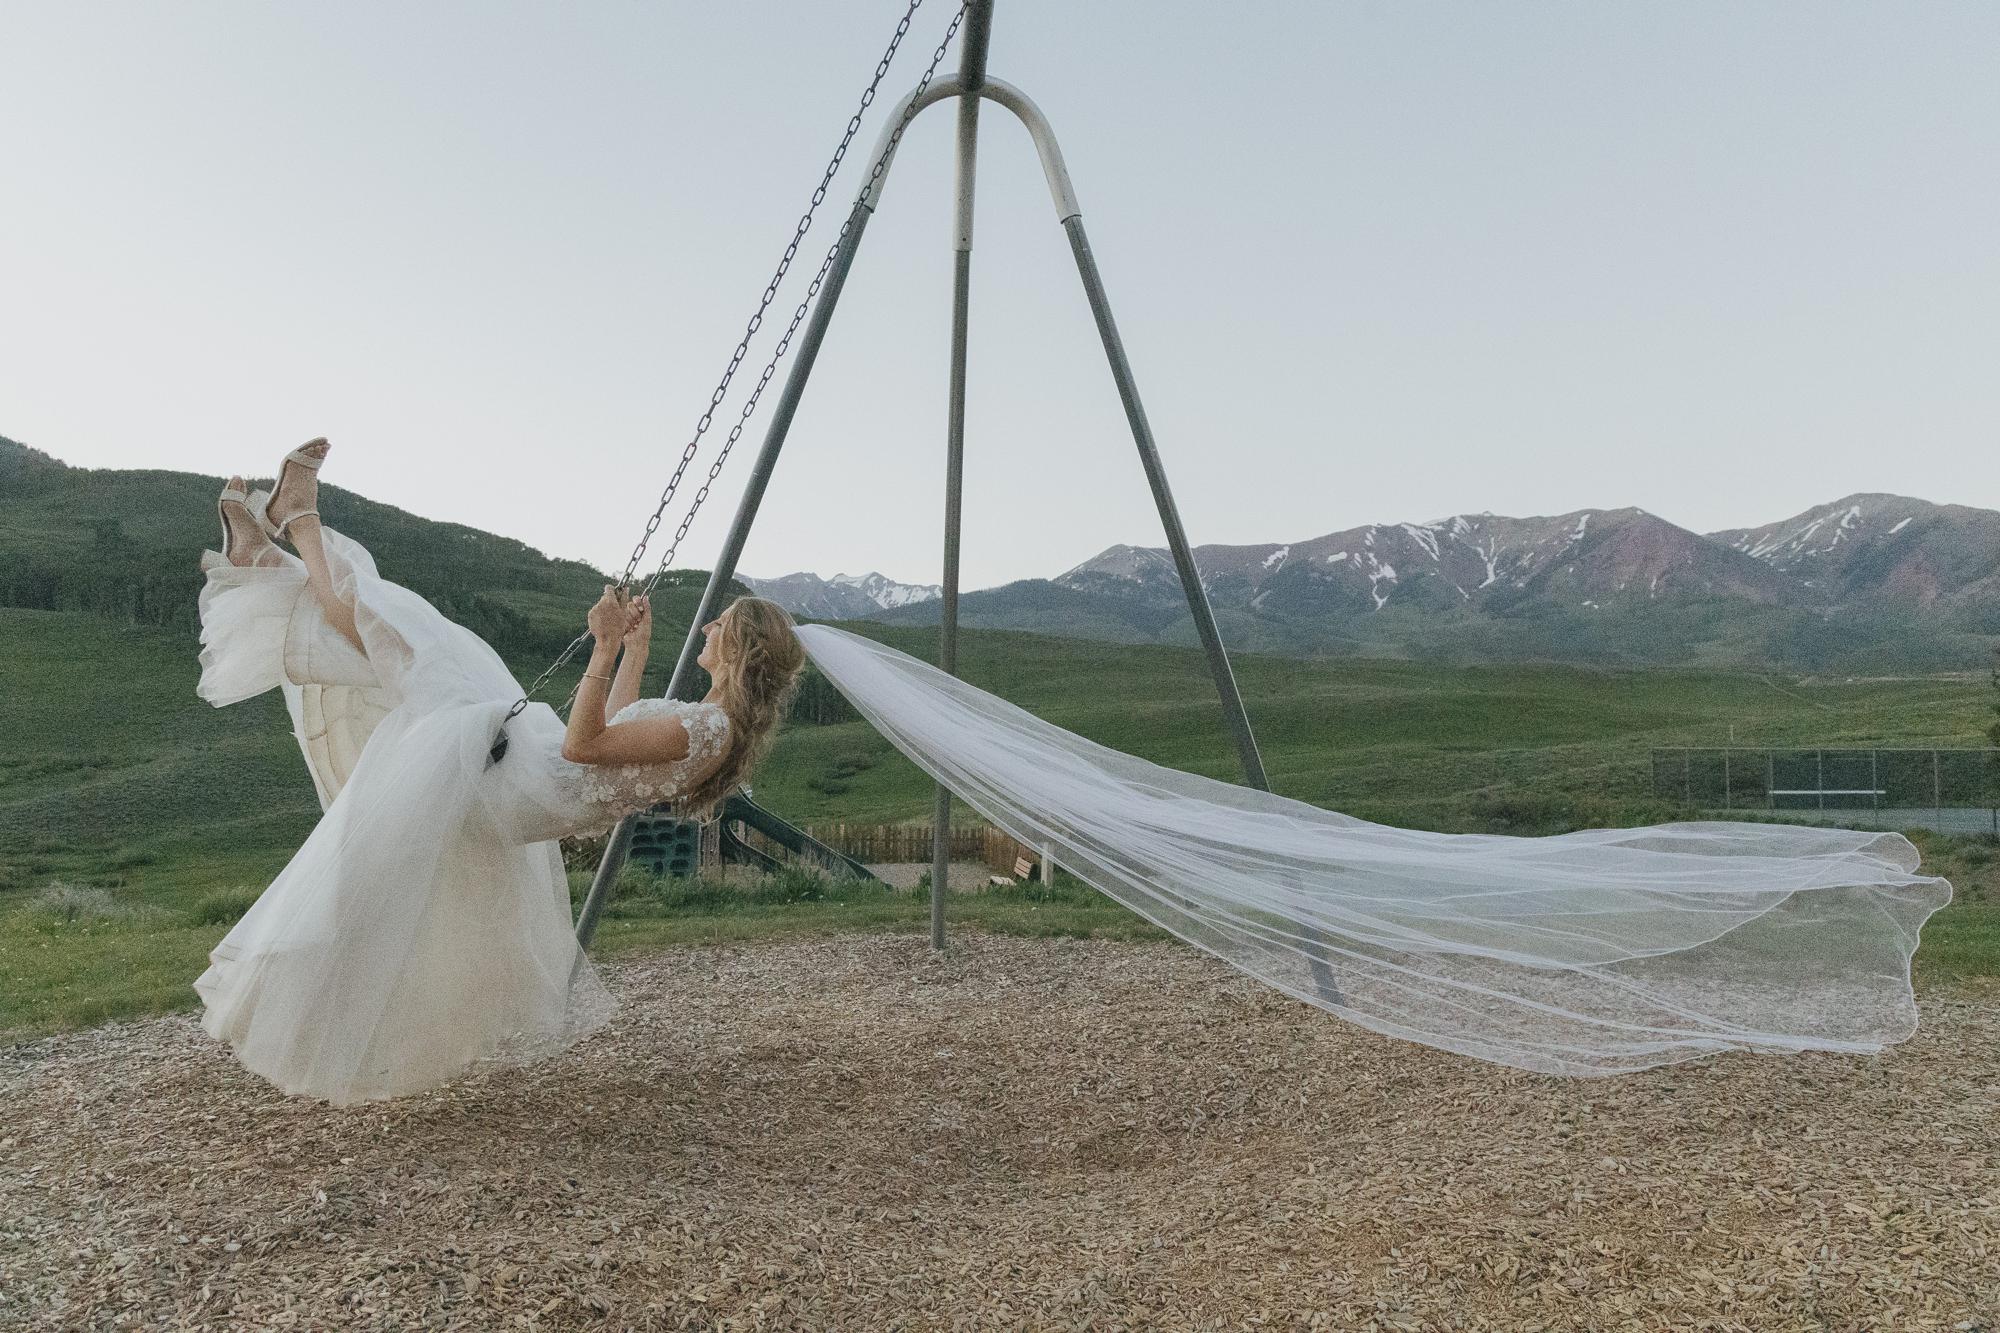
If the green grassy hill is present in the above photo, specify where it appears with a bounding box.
[0,432,721,660]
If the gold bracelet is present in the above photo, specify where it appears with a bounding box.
[583,671,614,683]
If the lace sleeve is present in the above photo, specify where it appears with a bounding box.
[566,699,733,820]
[682,702,731,768]
[608,697,729,757]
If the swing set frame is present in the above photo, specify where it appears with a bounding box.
[574,0,1268,950]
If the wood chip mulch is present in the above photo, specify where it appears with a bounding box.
[2,933,1995,1331]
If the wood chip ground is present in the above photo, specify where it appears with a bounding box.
[3,933,1995,1330]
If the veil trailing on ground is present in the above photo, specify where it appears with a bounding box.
[794,624,1953,1076]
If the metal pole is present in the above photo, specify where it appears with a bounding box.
[1934,749,1943,834]
[1871,749,1878,812]
[926,0,993,952]
[1723,749,1731,811]
[575,202,878,948]
[1061,215,1268,790]
[1767,750,1775,810]
[1817,750,1825,813]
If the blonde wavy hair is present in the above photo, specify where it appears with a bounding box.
[673,596,807,819]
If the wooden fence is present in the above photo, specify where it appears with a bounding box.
[805,822,1044,874]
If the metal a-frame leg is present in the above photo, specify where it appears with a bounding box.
[929,0,994,951]
[1059,215,1268,792]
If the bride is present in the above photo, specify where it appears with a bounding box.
[193,439,1951,1097]
[194,438,805,1105]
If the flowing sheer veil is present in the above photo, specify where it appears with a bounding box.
[794,624,1952,1076]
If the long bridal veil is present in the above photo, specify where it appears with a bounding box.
[793,624,1952,1076]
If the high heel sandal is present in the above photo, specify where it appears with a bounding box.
[208,479,288,570]
[253,438,330,541]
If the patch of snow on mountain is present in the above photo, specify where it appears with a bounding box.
[1263,545,1290,570]
[1402,523,1441,561]
[1825,506,1863,551]
[1325,551,1348,564]
[1782,514,1828,556]
[1571,513,1591,541]
[876,583,940,609]
[1477,539,1501,588]
[1888,516,1912,535]
[1364,555,1398,610]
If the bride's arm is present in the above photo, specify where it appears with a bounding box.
[604,594,651,723]
[564,587,692,766]
[565,587,629,761]
[564,711,694,766]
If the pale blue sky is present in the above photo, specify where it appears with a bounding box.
[3,2,1995,588]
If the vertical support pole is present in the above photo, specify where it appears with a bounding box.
[1767,751,1775,810]
[1041,844,1054,886]
[1723,749,1731,811]
[1817,750,1825,813]
[928,0,994,952]
[1934,749,1943,834]
[1061,215,1268,791]
[1683,751,1691,807]
[575,202,878,949]
[1871,750,1879,812]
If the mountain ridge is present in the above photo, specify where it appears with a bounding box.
[836,493,1999,671]
[7,435,1991,672]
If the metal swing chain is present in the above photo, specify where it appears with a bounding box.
[634,3,968,602]
[502,0,965,728]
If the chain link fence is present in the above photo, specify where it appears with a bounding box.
[1651,747,2000,836]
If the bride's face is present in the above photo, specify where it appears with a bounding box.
[696,614,727,673]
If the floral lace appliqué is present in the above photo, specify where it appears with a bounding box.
[572,699,730,813]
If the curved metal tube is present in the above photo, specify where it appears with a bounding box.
[858,76,1080,221]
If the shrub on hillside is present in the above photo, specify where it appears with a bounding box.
[32,882,132,924]
[188,888,261,926]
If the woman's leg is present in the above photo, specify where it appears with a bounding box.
[264,439,365,656]
[288,514,367,656]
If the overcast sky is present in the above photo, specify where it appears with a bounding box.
[4,2,1995,589]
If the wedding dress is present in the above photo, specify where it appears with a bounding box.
[194,526,729,1105]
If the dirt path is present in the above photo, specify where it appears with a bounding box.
[4,934,1995,1330]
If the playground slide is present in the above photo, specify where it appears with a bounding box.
[720,793,881,882]
[717,821,788,877]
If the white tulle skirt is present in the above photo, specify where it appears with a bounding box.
[193,529,611,1105]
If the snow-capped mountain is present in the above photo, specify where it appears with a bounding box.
[739,494,1995,668]
[1056,507,1792,614]
[742,570,941,620]
[869,492,2000,670]
[1710,494,2000,611]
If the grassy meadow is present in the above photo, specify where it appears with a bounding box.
[2,602,1995,1038]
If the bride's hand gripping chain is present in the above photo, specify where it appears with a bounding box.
[620,593,653,652]
[584,584,629,643]
[606,594,652,722]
